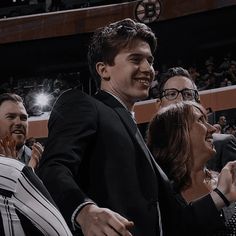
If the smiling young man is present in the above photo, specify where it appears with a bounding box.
[37,19,236,236]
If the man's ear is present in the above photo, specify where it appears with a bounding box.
[96,62,110,81]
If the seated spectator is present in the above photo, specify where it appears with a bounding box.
[0,155,72,235]
[224,124,236,137]
[219,56,231,71]
[220,78,232,87]
[224,60,236,85]
[187,65,200,83]
[202,74,218,90]
[147,101,236,235]
[0,93,43,169]
[217,115,227,133]
[201,60,223,89]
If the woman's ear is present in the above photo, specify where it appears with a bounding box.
[96,62,110,81]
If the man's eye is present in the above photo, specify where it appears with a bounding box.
[7,115,15,119]
[167,91,177,97]
[185,92,191,96]
[131,57,140,63]
[21,117,27,121]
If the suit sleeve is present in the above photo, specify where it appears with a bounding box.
[36,89,98,229]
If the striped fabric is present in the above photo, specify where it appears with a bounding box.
[0,157,72,236]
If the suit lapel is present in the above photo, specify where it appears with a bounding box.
[114,106,156,171]
[115,107,169,182]
[94,90,169,181]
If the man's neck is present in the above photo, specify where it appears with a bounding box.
[101,90,134,112]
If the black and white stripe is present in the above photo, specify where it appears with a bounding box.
[0,157,72,236]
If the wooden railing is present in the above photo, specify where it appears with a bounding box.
[28,86,236,138]
[1,0,236,45]
[0,1,139,44]
[134,85,236,124]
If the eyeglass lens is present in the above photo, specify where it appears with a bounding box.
[163,89,196,101]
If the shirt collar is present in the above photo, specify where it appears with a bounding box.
[17,145,24,159]
[102,90,136,120]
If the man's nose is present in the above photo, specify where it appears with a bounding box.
[176,93,184,101]
[13,116,22,125]
[140,59,152,72]
[207,123,217,133]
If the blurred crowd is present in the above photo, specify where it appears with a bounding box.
[149,53,236,99]
[1,52,236,118]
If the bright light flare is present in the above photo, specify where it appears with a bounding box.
[35,93,49,107]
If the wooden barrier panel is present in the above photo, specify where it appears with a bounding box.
[0,1,139,44]
[1,0,236,45]
[28,85,236,138]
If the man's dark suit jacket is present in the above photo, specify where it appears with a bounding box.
[207,133,236,172]
[37,89,224,236]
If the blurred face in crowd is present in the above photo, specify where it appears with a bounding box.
[190,106,216,165]
[0,101,28,150]
[218,116,227,127]
[98,39,155,107]
[160,76,197,108]
[213,124,222,134]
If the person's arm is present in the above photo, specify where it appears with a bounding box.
[180,160,236,234]
[212,160,236,207]
[36,90,96,229]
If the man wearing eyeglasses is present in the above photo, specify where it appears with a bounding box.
[157,66,236,172]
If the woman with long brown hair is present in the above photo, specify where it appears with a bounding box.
[147,101,236,235]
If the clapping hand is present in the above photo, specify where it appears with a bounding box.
[217,161,236,203]
[28,142,44,169]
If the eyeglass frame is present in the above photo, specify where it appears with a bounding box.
[160,88,200,101]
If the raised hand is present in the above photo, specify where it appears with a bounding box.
[217,160,236,202]
[28,142,44,169]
